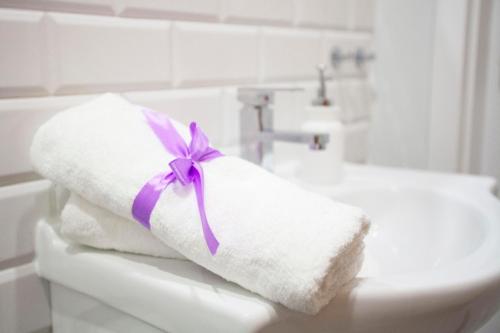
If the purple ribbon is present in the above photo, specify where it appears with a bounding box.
[132,109,223,255]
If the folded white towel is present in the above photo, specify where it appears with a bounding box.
[61,192,184,259]
[31,93,370,314]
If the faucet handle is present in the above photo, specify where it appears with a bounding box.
[354,48,376,67]
[331,47,348,68]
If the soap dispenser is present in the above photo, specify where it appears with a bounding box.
[299,64,344,185]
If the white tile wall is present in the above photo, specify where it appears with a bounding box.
[221,87,242,147]
[47,13,171,95]
[351,0,375,31]
[222,0,294,26]
[124,89,225,146]
[337,79,372,122]
[295,0,351,29]
[172,22,259,87]
[114,0,219,21]
[294,0,326,28]
[325,0,352,29]
[0,9,48,98]
[0,180,50,266]
[0,3,374,96]
[260,27,322,82]
[0,94,96,177]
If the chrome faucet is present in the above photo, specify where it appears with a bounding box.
[237,87,330,170]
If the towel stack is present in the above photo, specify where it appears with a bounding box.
[31,93,370,315]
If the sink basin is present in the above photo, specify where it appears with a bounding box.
[35,163,500,333]
[335,186,487,276]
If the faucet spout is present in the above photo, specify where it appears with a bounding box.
[260,130,329,150]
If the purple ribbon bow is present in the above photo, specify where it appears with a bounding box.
[132,109,223,255]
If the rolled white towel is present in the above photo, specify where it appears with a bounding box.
[61,192,185,259]
[30,93,370,314]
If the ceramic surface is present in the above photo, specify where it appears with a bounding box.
[35,163,500,333]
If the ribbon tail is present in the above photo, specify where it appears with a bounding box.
[142,108,189,157]
[192,165,219,255]
[132,172,176,229]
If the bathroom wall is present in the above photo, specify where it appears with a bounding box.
[368,0,436,169]
[370,0,500,186]
[470,0,500,186]
[0,1,375,331]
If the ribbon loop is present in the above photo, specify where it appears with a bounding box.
[132,109,223,255]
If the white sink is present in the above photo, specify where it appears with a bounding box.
[35,163,500,333]
[280,163,500,332]
[335,186,487,276]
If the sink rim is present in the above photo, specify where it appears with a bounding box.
[287,164,500,311]
[335,186,500,282]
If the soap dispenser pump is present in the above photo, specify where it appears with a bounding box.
[311,64,331,107]
[300,64,344,185]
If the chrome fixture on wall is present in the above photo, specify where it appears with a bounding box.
[237,87,330,170]
[331,47,376,68]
